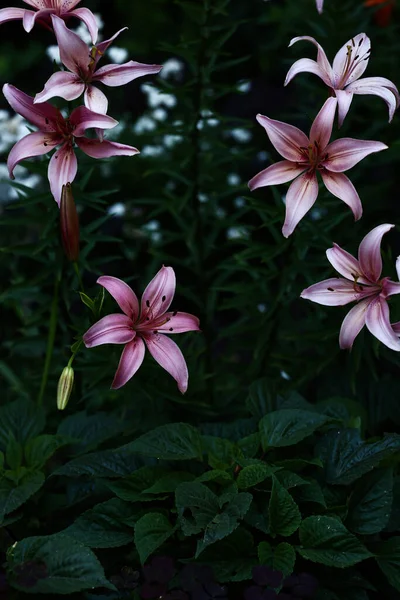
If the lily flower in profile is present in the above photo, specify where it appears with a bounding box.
[83,267,200,392]
[34,16,163,116]
[301,224,400,351]
[285,33,400,126]
[316,0,324,13]
[0,0,98,43]
[3,84,139,205]
[248,97,387,237]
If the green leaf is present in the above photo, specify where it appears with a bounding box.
[0,471,45,522]
[237,464,274,489]
[7,533,115,594]
[24,435,72,470]
[134,512,176,564]
[298,516,373,567]
[292,478,327,508]
[176,481,220,536]
[259,409,332,450]
[123,423,203,461]
[53,447,143,478]
[317,429,400,485]
[376,537,400,592]
[258,541,296,577]
[386,476,400,532]
[105,466,168,502]
[247,378,276,418]
[269,475,301,537]
[63,499,134,548]
[202,435,242,470]
[57,411,122,454]
[346,468,393,535]
[144,471,195,494]
[6,435,23,471]
[0,399,45,450]
[79,292,95,312]
[199,528,255,583]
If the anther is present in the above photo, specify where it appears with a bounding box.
[327,287,334,291]
[169,328,173,331]
[162,295,166,302]
[146,300,150,307]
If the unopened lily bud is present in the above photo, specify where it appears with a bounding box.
[60,183,80,262]
[57,366,74,410]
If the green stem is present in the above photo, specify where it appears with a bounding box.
[73,261,84,293]
[37,275,60,407]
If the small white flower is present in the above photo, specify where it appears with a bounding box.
[230,128,252,143]
[107,47,129,64]
[133,116,157,134]
[227,173,240,186]
[108,202,126,217]
[159,58,184,80]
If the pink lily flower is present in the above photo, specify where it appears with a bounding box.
[3,84,139,205]
[316,0,324,13]
[34,16,163,117]
[285,33,400,126]
[0,0,98,44]
[83,267,200,392]
[248,97,387,237]
[301,224,400,351]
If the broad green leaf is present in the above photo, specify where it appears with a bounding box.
[144,471,195,494]
[63,499,134,548]
[57,411,122,454]
[237,464,274,489]
[298,516,373,567]
[123,423,203,460]
[247,378,276,417]
[196,469,233,483]
[202,435,242,470]
[386,476,400,532]
[269,476,301,537]
[24,435,72,470]
[134,512,175,564]
[176,481,220,536]
[292,478,327,508]
[0,399,45,450]
[0,471,45,522]
[6,436,23,471]
[346,468,393,535]
[376,537,400,592]
[199,528,255,582]
[7,534,115,594]
[275,470,309,490]
[259,409,332,450]
[258,541,296,577]
[105,466,168,502]
[53,447,143,478]
[237,433,260,458]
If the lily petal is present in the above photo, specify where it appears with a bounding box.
[83,314,135,348]
[69,106,118,136]
[7,131,60,178]
[34,71,84,104]
[358,223,394,282]
[366,296,400,351]
[97,275,139,320]
[323,138,388,172]
[22,8,40,32]
[282,171,319,238]
[384,281,400,297]
[143,333,189,393]
[392,321,400,335]
[316,0,324,13]
[48,143,78,205]
[332,34,370,87]
[326,243,366,283]
[256,114,309,162]
[284,58,326,87]
[60,0,82,10]
[397,256,400,281]
[68,7,98,44]
[111,337,146,390]
[93,61,163,87]
[320,171,362,221]
[0,7,26,25]
[248,160,306,191]
[3,84,61,130]
[288,36,333,86]
[309,97,337,150]
[51,14,89,76]
[301,277,369,306]
[151,311,200,334]
[141,266,176,321]
[95,28,128,66]
[339,297,370,349]
[75,137,139,158]
[84,85,108,114]
[346,77,399,122]
[335,89,353,127]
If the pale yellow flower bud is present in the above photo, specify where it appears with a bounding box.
[57,366,74,410]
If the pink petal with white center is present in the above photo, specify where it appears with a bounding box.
[3,84,61,131]
[365,297,400,351]
[34,71,84,104]
[332,34,371,87]
[83,314,135,348]
[284,58,327,87]
[335,89,353,128]
[51,14,90,76]
[326,243,367,283]
[75,137,139,158]
[151,311,200,334]
[69,106,118,137]
[143,333,189,394]
[111,337,146,390]
[93,61,163,87]
[384,281,400,297]
[68,7,98,44]
[346,77,399,123]
[0,7,27,25]
[22,7,46,31]
[256,114,309,162]
[84,85,108,115]
[97,275,139,320]
[320,171,362,221]
[358,223,394,282]
[288,36,333,86]
[323,138,388,173]
[248,160,306,191]
[141,266,176,321]
[95,27,128,66]
[309,97,337,150]
[282,171,319,238]
[7,131,60,178]
[48,143,77,206]
[339,297,370,349]
[301,277,369,306]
